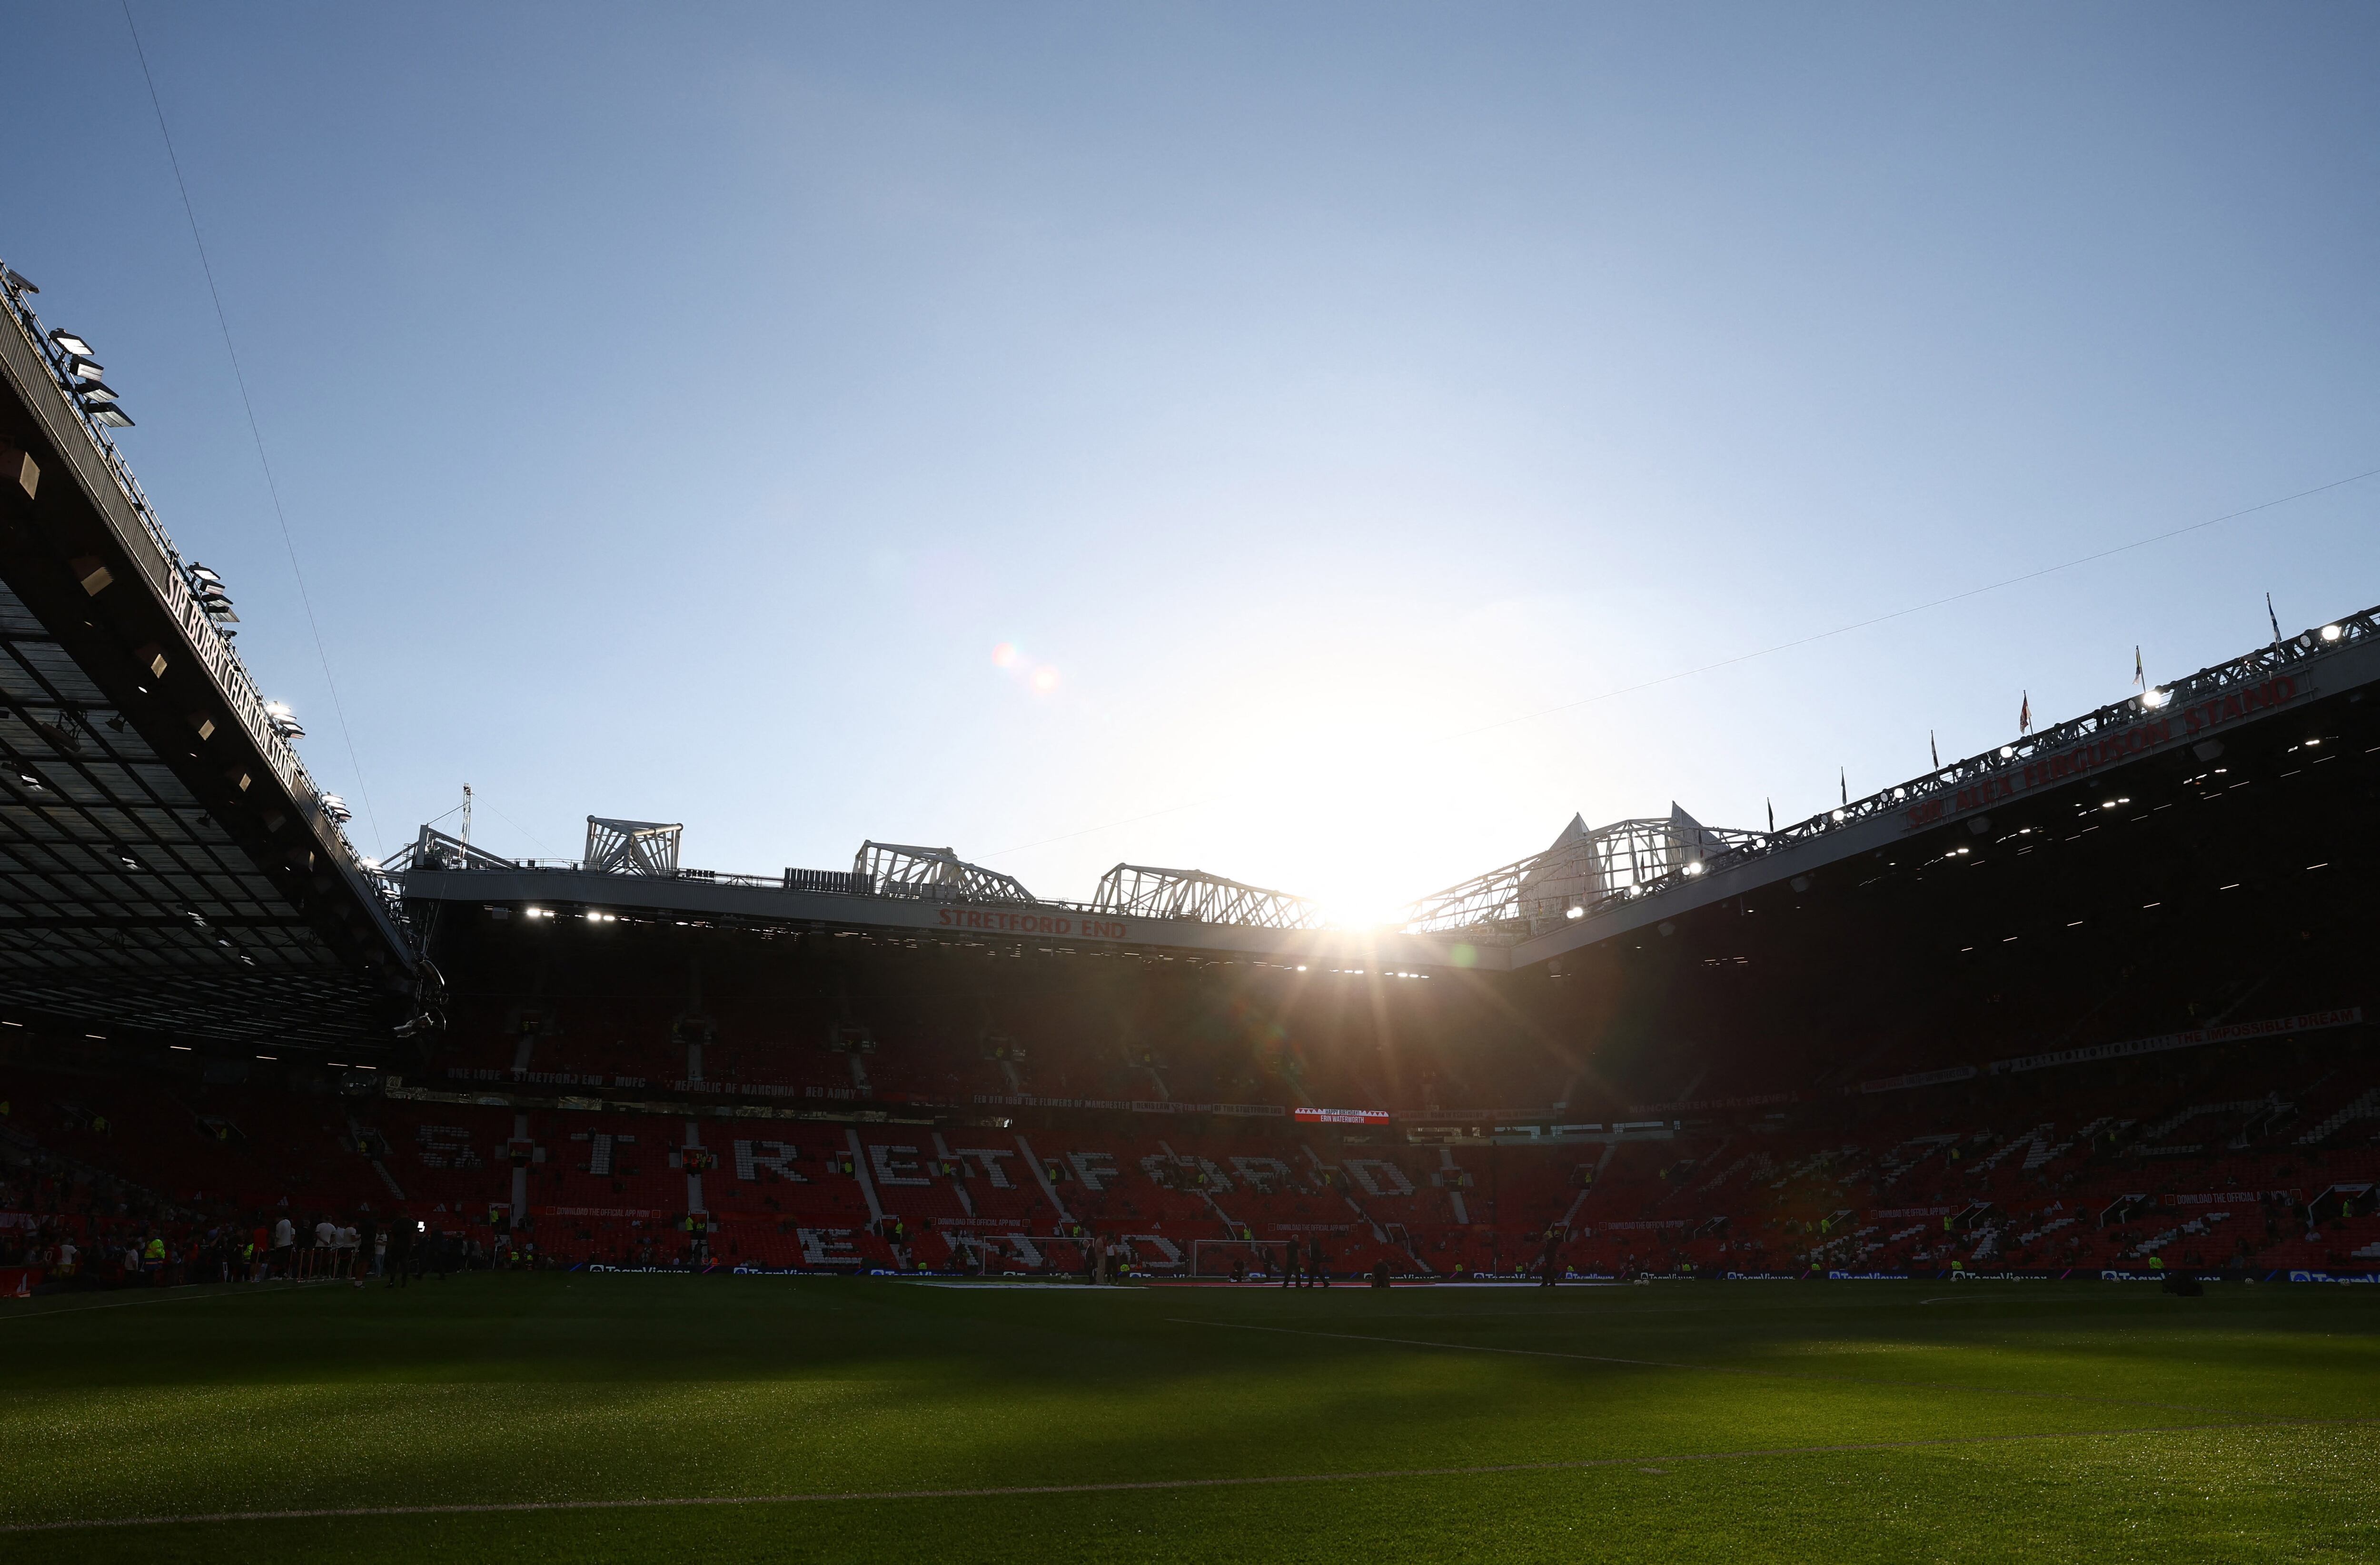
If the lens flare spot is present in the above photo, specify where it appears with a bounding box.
[992,643,1020,669]
[1032,667,1060,693]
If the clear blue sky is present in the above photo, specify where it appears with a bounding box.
[7,4,2377,916]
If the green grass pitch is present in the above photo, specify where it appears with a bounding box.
[2,1274,2374,1562]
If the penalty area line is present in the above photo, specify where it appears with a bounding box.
[2,1418,2370,1535]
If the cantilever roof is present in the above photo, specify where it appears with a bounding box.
[0,272,415,1054]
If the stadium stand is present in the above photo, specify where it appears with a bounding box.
[5,252,2378,1288]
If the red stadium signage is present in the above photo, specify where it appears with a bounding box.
[1295,1106,1390,1126]
[1897,674,2301,835]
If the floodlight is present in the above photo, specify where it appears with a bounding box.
[2320,624,2343,642]
[1682,862,1704,876]
[48,330,93,357]
[2,267,38,295]
[1830,808,1845,822]
[63,355,104,379]
[1998,746,2014,758]
[2141,688,2170,708]
[72,379,119,403]
[87,406,133,428]
[1565,905,1584,919]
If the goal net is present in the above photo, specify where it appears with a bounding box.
[1190,1238,1295,1279]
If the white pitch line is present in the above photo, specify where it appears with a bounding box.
[1170,1318,2241,1415]
[3,1417,2369,1535]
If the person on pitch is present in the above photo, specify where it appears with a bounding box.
[385,1217,412,1289]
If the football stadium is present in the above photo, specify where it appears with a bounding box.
[8,10,2380,1559]
[3,249,2380,1562]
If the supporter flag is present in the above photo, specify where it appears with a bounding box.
[1929,730,1939,769]
[1839,768,1847,805]
[2019,692,2032,735]
[2133,646,2145,691]
[1765,797,1774,833]
[2267,592,2283,645]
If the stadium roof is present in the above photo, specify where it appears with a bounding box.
[396,599,2380,976]
[0,263,417,1056]
[392,818,1444,968]
[1499,600,2380,965]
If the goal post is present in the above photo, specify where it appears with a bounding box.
[1190,1238,1293,1279]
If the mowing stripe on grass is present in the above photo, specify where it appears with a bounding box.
[3,1417,2369,1535]
[1172,1318,2240,1414]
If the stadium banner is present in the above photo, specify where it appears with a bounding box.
[1295,1106,1391,1126]
[1988,1008,2363,1076]
[925,905,1136,942]
[2172,1192,2264,1206]
[1872,1205,1954,1221]
[447,1067,640,1087]
[1895,672,2302,836]
[1858,1065,1978,1095]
